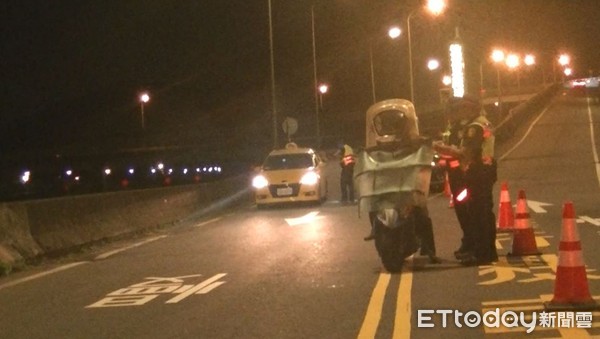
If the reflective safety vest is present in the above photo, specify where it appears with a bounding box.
[342,144,356,166]
[465,115,495,165]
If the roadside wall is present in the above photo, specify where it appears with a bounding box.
[0,175,251,274]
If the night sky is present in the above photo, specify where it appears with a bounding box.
[2,1,600,158]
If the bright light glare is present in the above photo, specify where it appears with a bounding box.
[442,75,452,86]
[564,68,572,76]
[456,188,468,202]
[427,59,440,71]
[104,168,111,176]
[252,175,269,189]
[558,54,570,66]
[300,171,319,186]
[426,0,446,16]
[388,26,401,39]
[491,49,505,63]
[524,54,535,66]
[449,42,465,98]
[318,84,329,94]
[21,171,31,184]
[505,54,520,69]
[140,93,150,103]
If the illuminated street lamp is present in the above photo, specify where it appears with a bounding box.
[524,54,535,66]
[427,58,440,71]
[388,26,402,39]
[316,83,329,141]
[564,67,573,77]
[406,0,446,103]
[558,54,570,67]
[139,92,150,130]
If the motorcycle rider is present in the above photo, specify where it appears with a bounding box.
[433,94,498,265]
[358,99,440,264]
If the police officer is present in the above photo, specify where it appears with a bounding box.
[339,142,356,203]
[434,94,498,265]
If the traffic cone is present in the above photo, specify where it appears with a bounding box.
[443,173,451,197]
[545,202,599,311]
[496,182,514,233]
[508,190,539,256]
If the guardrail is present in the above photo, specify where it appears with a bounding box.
[0,174,252,275]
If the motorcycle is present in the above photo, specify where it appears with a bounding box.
[354,99,434,272]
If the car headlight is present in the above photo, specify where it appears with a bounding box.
[300,171,319,186]
[252,175,269,189]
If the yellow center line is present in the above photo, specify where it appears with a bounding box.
[358,272,391,338]
[394,259,414,338]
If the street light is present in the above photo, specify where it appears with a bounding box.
[268,0,278,148]
[491,49,505,108]
[406,0,446,104]
[139,92,150,130]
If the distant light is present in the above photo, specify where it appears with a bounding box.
[74,176,80,181]
[183,168,188,175]
[140,93,150,103]
[426,0,446,16]
[449,42,465,98]
[564,68,573,76]
[558,54,570,66]
[196,168,201,173]
[157,163,164,170]
[388,26,402,39]
[104,168,112,176]
[128,168,135,175]
[427,59,440,71]
[524,54,535,66]
[491,49,505,63]
[21,171,31,184]
[65,169,73,176]
[442,75,452,86]
[505,54,520,69]
[318,84,329,94]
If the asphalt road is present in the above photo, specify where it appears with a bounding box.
[1,90,599,338]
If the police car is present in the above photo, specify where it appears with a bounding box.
[252,143,327,208]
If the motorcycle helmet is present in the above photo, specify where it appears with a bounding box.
[365,99,419,148]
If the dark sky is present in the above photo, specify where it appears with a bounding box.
[2,1,600,156]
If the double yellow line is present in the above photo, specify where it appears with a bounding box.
[358,259,414,338]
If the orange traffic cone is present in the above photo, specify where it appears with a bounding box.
[509,190,539,256]
[545,202,599,311]
[443,173,451,197]
[496,182,514,233]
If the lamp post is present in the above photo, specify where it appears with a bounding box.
[491,49,505,107]
[505,53,521,90]
[311,4,322,147]
[268,0,278,148]
[317,83,328,140]
[139,92,150,130]
[406,0,446,104]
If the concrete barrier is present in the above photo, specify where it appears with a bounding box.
[0,174,252,275]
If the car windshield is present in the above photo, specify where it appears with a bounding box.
[263,153,314,170]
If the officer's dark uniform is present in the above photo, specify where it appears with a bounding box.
[461,115,498,264]
[436,96,498,265]
[440,121,472,258]
[340,144,355,203]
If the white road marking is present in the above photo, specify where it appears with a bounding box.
[586,97,600,189]
[94,235,167,260]
[0,262,88,291]
[195,217,222,227]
